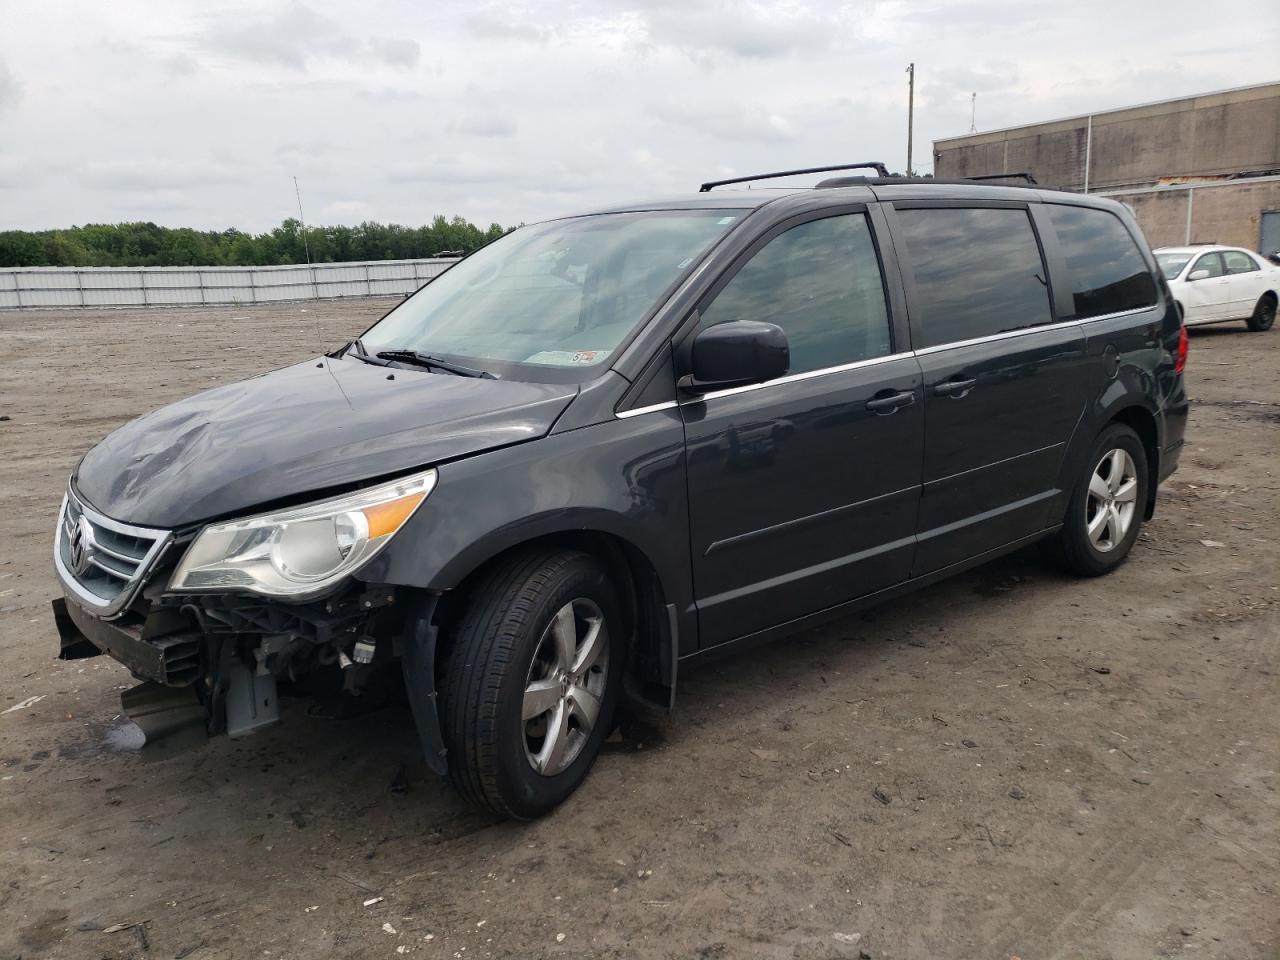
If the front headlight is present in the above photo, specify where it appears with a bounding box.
[169,469,437,598]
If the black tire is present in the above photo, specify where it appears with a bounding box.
[441,549,624,819]
[1246,294,1276,332]
[1046,423,1149,577]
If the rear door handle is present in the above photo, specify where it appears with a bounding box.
[933,377,977,398]
[865,389,916,414]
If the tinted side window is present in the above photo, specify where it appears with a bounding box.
[1223,250,1259,274]
[896,207,1052,348]
[699,213,891,374]
[1193,253,1225,278]
[1046,204,1158,318]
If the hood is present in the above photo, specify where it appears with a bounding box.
[74,357,578,529]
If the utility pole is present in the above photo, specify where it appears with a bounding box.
[905,63,915,177]
[970,92,977,133]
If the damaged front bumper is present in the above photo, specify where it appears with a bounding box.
[51,582,447,771]
[52,483,449,772]
[54,594,201,684]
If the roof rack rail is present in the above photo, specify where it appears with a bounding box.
[966,172,1038,184]
[699,162,891,193]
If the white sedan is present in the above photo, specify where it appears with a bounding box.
[1155,245,1278,332]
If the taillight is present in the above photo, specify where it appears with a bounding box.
[1174,324,1188,374]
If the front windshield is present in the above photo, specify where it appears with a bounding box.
[1155,253,1192,280]
[360,210,741,381]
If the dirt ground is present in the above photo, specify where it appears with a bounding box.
[0,300,1276,960]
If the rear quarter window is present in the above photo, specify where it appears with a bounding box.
[1046,205,1157,318]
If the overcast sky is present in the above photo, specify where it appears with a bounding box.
[0,1,1276,232]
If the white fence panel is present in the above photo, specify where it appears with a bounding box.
[0,258,459,310]
[34,270,82,289]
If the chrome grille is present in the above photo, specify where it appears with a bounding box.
[54,488,171,619]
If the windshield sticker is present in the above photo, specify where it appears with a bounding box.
[524,350,612,366]
[717,216,737,225]
[677,257,694,269]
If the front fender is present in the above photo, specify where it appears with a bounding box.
[356,410,696,653]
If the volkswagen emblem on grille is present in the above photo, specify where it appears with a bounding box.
[68,515,97,578]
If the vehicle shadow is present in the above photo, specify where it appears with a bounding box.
[1186,324,1252,338]
[71,545,1061,829]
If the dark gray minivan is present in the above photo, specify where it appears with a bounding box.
[52,165,1189,818]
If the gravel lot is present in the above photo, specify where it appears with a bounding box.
[1,301,1277,960]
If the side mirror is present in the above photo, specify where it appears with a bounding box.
[1187,269,1210,281]
[680,320,789,394]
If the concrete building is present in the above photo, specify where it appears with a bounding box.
[932,83,1280,252]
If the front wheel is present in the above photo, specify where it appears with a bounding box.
[440,549,624,819]
[1246,294,1276,332]
[1047,424,1149,577]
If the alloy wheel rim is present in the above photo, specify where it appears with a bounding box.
[522,598,609,777]
[1085,448,1138,553]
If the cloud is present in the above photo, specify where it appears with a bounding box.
[162,52,200,75]
[635,1,836,60]
[1,0,1275,231]
[197,3,419,70]
[385,156,520,186]
[94,189,197,217]
[462,12,552,43]
[454,113,519,138]
[321,199,375,221]
[460,2,833,59]
[0,155,29,189]
[929,63,1022,106]
[0,57,21,111]
[81,159,242,191]
[649,100,797,142]
[368,37,421,68]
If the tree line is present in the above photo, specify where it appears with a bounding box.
[0,217,511,268]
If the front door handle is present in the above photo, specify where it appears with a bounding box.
[865,389,916,414]
[933,376,977,398]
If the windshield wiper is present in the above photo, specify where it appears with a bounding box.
[375,350,496,379]
[341,338,393,366]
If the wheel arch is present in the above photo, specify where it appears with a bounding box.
[429,527,678,713]
[1107,404,1161,520]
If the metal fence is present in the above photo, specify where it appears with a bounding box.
[0,258,461,309]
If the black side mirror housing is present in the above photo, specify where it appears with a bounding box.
[680,320,790,394]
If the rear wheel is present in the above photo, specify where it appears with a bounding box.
[440,549,623,819]
[1047,423,1148,577]
[1246,293,1276,332]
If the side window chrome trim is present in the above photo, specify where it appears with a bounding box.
[686,351,915,403]
[616,400,679,419]
[1075,303,1160,325]
[612,304,1158,418]
[912,304,1155,357]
